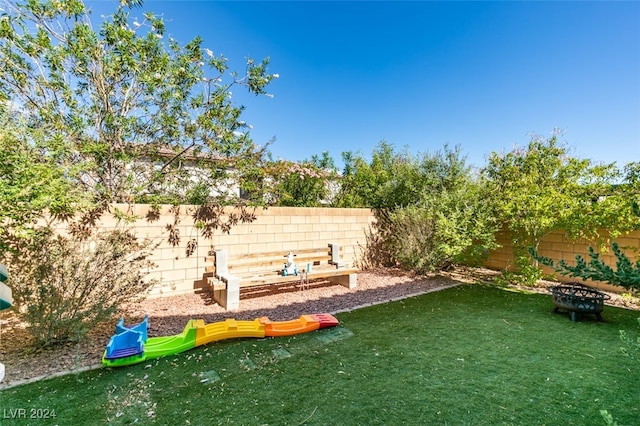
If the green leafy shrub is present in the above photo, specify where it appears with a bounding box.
[483,134,638,286]
[382,188,498,273]
[347,143,498,273]
[3,229,158,347]
[383,206,443,273]
[529,198,640,292]
[495,254,544,287]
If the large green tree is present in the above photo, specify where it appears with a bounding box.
[482,132,639,282]
[0,0,277,345]
[338,142,498,272]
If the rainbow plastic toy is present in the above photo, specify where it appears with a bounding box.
[102,313,339,367]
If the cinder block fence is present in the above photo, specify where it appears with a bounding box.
[485,229,640,291]
[89,205,639,297]
[95,205,375,297]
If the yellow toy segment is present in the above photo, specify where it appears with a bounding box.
[195,318,265,346]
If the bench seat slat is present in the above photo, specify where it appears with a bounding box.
[231,247,331,259]
[239,268,358,288]
[209,267,358,291]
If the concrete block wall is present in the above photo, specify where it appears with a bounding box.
[70,203,638,297]
[96,205,375,298]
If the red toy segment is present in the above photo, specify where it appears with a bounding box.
[311,313,339,329]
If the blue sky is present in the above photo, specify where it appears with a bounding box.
[90,1,639,169]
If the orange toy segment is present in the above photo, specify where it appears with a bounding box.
[260,314,320,337]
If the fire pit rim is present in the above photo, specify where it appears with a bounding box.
[550,283,611,301]
[550,282,610,322]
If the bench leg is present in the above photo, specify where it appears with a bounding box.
[329,242,345,268]
[213,277,240,311]
[329,273,357,290]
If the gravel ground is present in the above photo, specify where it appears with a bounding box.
[1,267,637,390]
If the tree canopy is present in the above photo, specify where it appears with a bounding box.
[481,133,638,250]
[0,0,277,209]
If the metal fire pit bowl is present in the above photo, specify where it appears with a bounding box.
[550,283,611,322]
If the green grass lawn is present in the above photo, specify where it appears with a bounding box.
[2,284,639,425]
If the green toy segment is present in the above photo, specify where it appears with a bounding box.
[102,320,199,368]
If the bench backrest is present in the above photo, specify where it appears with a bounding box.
[207,244,344,278]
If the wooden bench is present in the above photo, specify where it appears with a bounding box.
[205,243,358,310]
